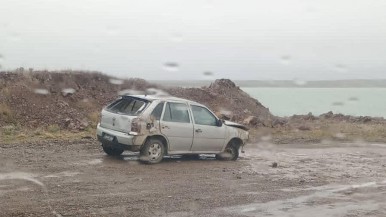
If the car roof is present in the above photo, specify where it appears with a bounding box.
[122,94,205,107]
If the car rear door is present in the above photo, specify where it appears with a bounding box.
[190,105,226,152]
[160,102,194,152]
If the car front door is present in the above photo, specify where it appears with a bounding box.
[160,102,194,152]
[190,105,226,152]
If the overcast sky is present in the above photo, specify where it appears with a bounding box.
[1,0,386,80]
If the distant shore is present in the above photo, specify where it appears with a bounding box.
[151,79,386,88]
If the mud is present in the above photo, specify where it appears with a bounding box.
[1,140,386,216]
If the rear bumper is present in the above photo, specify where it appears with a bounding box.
[96,124,141,151]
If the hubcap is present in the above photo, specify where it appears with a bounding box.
[148,143,162,161]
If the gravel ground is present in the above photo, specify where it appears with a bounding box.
[1,140,386,217]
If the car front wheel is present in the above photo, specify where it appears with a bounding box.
[216,143,239,161]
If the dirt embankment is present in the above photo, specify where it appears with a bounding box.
[0,71,273,130]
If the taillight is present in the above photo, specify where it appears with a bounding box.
[130,118,141,134]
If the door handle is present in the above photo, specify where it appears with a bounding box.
[162,125,170,129]
[195,129,202,133]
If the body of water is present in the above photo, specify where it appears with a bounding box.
[242,88,386,118]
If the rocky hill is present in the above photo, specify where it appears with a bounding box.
[0,70,273,130]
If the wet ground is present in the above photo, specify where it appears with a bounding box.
[1,140,386,216]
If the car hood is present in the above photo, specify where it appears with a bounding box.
[224,121,249,131]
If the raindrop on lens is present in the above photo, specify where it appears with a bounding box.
[335,133,346,139]
[106,25,119,36]
[109,78,124,85]
[9,32,21,42]
[0,54,3,69]
[332,101,344,106]
[62,88,76,96]
[293,78,307,86]
[280,55,291,64]
[118,89,145,95]
[145,88,169,96]
[219,108,232,116]
[203,71,214,79]
[203,71,213,76]
[348,97,358,101]
[334,64,348,73]
[163,62,179,72]
[170,33,183,43]
[34,89,50,95]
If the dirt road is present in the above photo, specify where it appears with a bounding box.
[1,140,386,216]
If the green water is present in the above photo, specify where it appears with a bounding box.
[242,88,386,118]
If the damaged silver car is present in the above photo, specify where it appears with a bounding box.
[97,95,249,164]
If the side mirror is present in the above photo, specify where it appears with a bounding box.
[217,119,223,127]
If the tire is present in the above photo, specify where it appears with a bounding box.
[140,138,165,164]
[102,144,124,156]
[216,142,239,161]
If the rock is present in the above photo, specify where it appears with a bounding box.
[272,118,287,127]
[64,118,72,128]
[209,79,237,89]
[298,125,311,131]
[272,162,278,168]
[82,136,93,140]
[320,111,334,119]
[80,120,89,128]
[218,113,231,120]
[262,118,273,128]
[243,116,259,125]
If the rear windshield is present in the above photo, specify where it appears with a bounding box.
[106,97,149,115]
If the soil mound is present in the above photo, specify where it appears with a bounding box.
[0,71,273,130]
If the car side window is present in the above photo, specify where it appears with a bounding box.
[150,102,164,120]
[163,102,190,123]
[191,105,217,126]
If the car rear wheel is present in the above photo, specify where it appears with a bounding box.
[216,142,239,161]
[102,144,124,156]
[140,138,165,164]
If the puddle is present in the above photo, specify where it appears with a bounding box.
[222,180,386,216]
[87,159,103,165]
[123,156,139,161]
[0,172,62,216]
[44,171,80,178]
[0,172,43,186]
[221,188,381,216]
[0,187,32,196]
[73,158,104,166]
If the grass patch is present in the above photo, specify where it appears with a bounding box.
[47,124,61,133]
[0,127,96,144]
[87,111,100,128]
[0,87,11,96]
[0,103,15,123]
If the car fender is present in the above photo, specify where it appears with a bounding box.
[222,125,249,151]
